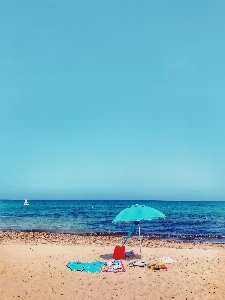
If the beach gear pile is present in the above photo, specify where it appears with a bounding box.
[128,256,179,269]
[67,256,178,272]
[148,260,167,270]
[66,260,125,273]
[148,257,179,270]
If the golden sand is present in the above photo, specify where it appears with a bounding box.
[1,231,225,300]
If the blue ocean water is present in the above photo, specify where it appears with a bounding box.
[0,200,224,243]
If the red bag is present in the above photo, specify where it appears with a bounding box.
[113,245,125,259]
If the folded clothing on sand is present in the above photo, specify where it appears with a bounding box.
[148,260,167,270]
[128,261,150,267]
[125,250,135,258]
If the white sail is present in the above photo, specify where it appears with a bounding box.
[24,199,29,205]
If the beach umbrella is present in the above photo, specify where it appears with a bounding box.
[112,204,165,259]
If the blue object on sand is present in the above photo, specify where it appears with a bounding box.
[66,261,106,272]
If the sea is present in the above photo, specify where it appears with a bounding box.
[0,200,225,243]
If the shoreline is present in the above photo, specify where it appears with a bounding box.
[1,231,225,299]
[1,231,225,250]
[1,230,225,245]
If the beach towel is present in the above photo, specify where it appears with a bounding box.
[155,257,179,263]
[66,261,105,272]
[66,260,126,273]
[100,260,126,273]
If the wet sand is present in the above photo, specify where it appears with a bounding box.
[1,231,225,300]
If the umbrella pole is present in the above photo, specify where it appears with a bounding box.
[138,223,142,260]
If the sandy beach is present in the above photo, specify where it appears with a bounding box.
[1,231,225,300]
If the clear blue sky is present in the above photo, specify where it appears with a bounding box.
[0,1,224,200]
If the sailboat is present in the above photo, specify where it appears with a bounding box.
[24,199,29,206]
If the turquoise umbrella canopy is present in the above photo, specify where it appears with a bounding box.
[113,204,165,223]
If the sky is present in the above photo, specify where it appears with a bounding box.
[0,0,224,201]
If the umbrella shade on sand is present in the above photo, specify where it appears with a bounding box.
[112,204,165,259]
